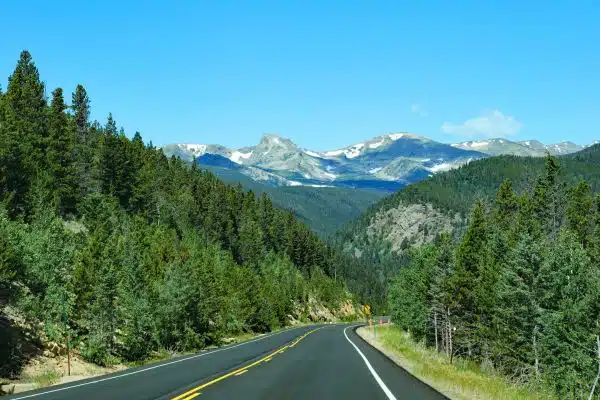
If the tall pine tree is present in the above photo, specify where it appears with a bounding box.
[0,51,47,214]
[47,88,79,215]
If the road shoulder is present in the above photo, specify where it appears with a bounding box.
[356,326,463,400]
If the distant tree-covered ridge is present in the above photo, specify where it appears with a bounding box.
[0,50,362,376]
[348,144,600,227]
[196,165,386,238]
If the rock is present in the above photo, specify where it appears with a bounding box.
[3,382,35,394]
[44,341,67,357]
[1,384,15,395]
[365,202,461,255]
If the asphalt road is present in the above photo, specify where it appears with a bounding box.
[9,324,446,400]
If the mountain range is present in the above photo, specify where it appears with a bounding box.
[162,134,595,192]
[451,138,587,156]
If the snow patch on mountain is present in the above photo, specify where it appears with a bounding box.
[369,167,383,174]
[323,143,365,159]
[304,150,322,158]
[428,162,454,172]
[369,139,385,149]
[230,151,253,164]
[324,149,345,157]
[182,144,207,154]
[388,133,405,140]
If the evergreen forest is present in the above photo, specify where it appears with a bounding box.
[388,156,600,398]
[0,51,360,377]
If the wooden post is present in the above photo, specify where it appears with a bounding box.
[66,330,71,376]
[533,325,539,376]
[447,307,453,364]
[434,311,439,353]
[588,335,600,400]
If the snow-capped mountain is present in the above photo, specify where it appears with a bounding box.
[451,138,584,156]
[162,134,594,192]
[162,133,486,191]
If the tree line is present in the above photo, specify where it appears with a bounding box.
[0,51,353,375]
[389,155,600,399]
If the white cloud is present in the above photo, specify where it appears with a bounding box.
[411,103,428,117]
[441,110,522,138]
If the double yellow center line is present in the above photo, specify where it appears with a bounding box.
[172,327,321,400]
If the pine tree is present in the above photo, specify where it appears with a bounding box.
[388,245,436,341]
[496,232,544,377]
[236,219,264,266]
[47,88,79,215]
[592,195,600,264]
[0,210,20,284]
[532,155,565,237]
[71,85,94,197]
[115,220,154,361]
[428,232,455,355]
[0,51,47,213]
[95,114,134,208]
[565,180,594,248]
[538,230,600,398]
[452,200,494,359]
[493,179,519,233]
[21,213,77,346]
[71,84,90,144]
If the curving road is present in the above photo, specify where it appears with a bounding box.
[8,324,446,400]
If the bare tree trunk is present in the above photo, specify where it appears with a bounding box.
[445,313,450,357]
[66,330,71,376]
[434,311,439,353]
[588,335,600,400]
[447,307,453,364]
[533,325,539,377]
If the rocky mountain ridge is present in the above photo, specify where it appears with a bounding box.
[162,133,486,191]
[451,138,584,156]
[162,133,593,192]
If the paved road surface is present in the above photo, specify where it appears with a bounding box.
[9,324,446,400]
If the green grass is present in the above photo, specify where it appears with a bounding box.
[25,368,61,389]
[367,326,556,400]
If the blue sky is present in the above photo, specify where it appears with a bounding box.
[1,1,598,150]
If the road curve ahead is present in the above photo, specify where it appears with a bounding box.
[9,324,446,400]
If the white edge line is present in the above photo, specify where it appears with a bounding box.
[343,325,397,400]
[11,326,311,399]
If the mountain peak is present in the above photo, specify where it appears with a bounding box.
[259,134,297,149]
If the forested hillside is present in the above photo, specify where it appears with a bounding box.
[388,157,600,398]
[198,165,385,237]
[351,145,600,223]
[0,51,360,378]
[334,146,600,310]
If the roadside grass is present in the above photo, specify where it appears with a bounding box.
[364,326,556,400]
[23,367,62,389]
